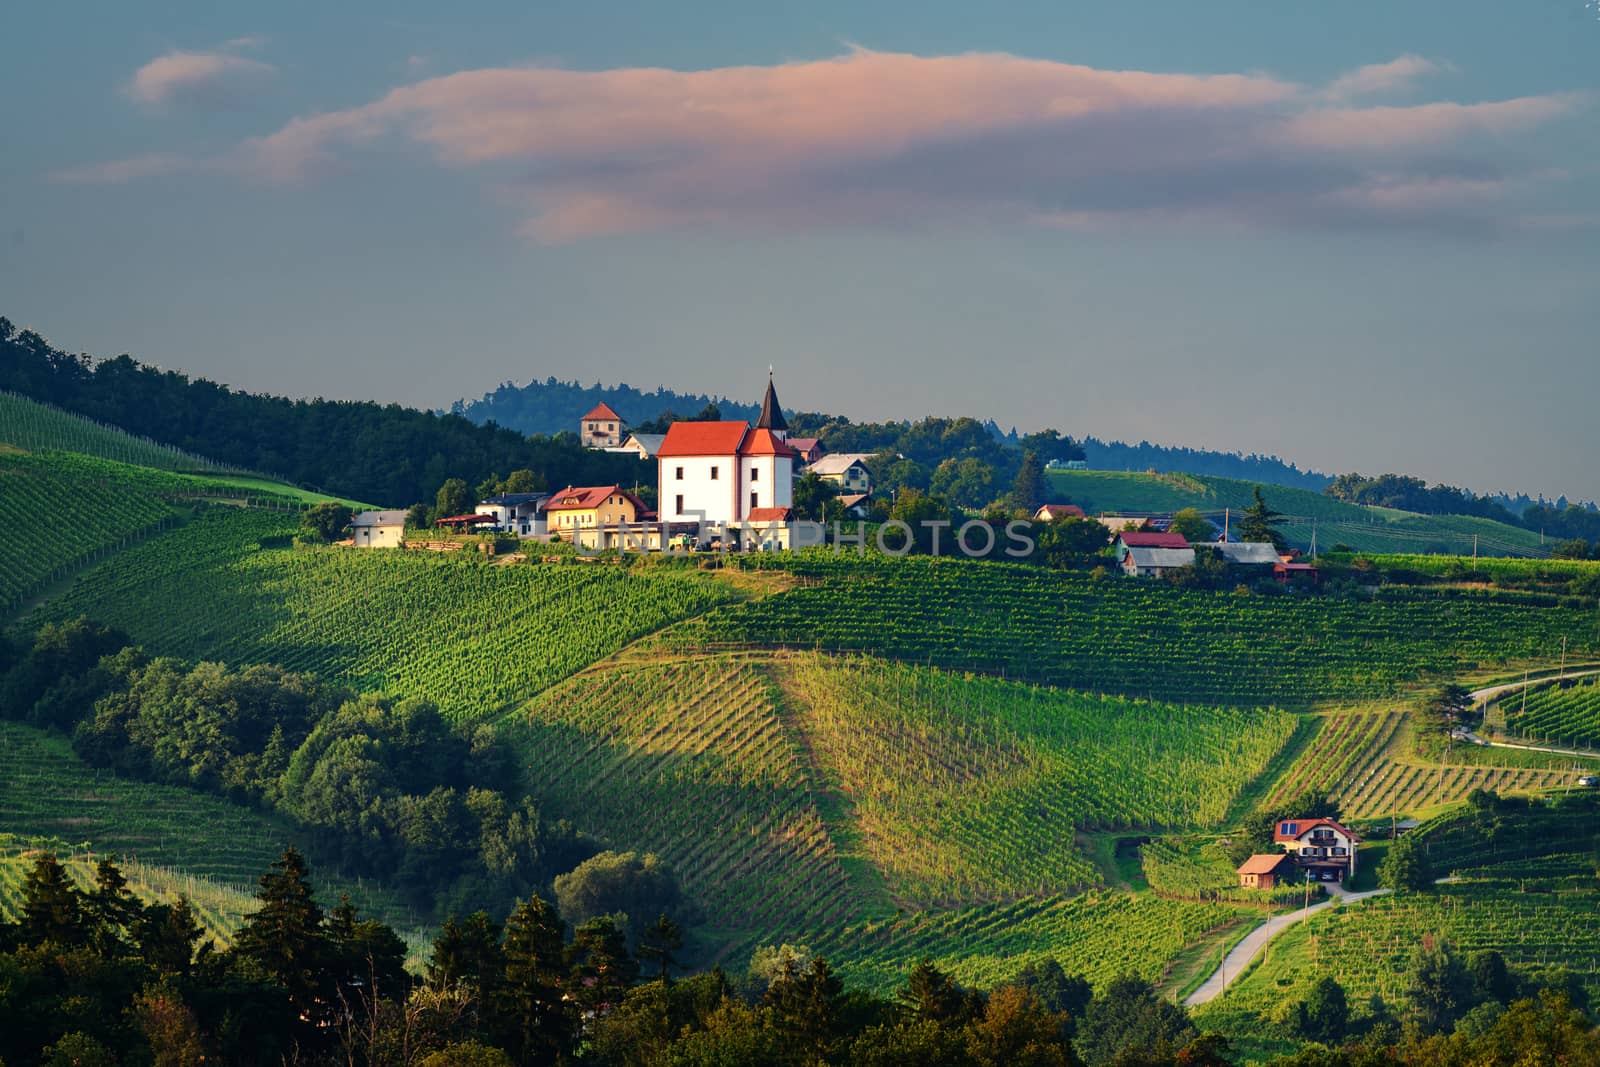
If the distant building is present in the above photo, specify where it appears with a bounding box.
[1212,542,1281,566]
[475,492,549,538]
[806,453,874,494]
[350,510,408,548]
[787,437,826,465]
[546,485,648,548]
[1274,818,1361,882]
[1113,530,1191,562]
[656,376,796,536]
[1046,459,1088,470]
[1120,545,1195,578]
[1034,503,1087,522]
[1097,515,1155,535]
[610,432,665,461]
[580,403,626,449]
[1236,853,1298,890]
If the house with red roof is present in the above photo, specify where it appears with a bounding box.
[1274,818,1361,881]
[546,485,649,549]
[657,375,799,548]
[1236,853,1298,889]
[1033,503,1087,523]
[580,402,626,449]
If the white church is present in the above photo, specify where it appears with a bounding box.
[656,375,798,549]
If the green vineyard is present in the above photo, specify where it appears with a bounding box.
[37,508,743,718]
[510,655,861,939]
[1506,678,1600,749]
[677,556,1595,705]
[0,390,240,474]
[779,654,1296,906]
[1266,710,1405,809]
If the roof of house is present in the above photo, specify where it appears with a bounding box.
[745,506,794,523]
[546,485,643,512]
[838,493,870,509]
[1097,515,1153,532]
[755,375,788,432]
[1123,546,1196,568]
[787,436,822,455]
[807,453,874,477]
[656,421,753,458]
[436,513,496,525]
[1118,531,1191,549]
[741,427,798,458]
[1035,503,1087,520]
[622,432,666,456]
[1213,541,1282,565]
[582,402,623,422]
[1237,854,1294,875]
[1276,562,1319,572]
[351,509,408,527]
[1274,818,1362,844]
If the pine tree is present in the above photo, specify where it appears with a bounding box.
[1011,450,1044,515]
[636,912,684,981]
[85,856,140,957]
[20,852,85,948]
[234,847,329,1025]
[568,914,638,1015]
[500,895,572,1061]
[1239,486,1286,550]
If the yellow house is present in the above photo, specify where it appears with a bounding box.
[546,485,648,547]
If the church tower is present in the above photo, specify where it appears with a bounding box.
[755,369,788,441]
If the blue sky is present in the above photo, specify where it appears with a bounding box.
[3,1,1596,499]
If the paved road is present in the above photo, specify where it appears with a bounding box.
[1183,885,1391,1008]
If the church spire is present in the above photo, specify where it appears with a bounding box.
[756,368,788,435]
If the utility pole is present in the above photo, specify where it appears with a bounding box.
[1224,507,1230,541]
[1560,636,1568,681]
[1473,534,1478,564]
[1311,518,1318,561]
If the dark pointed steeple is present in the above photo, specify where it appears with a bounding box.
[755,367,788,434]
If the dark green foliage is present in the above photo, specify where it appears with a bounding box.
[0,617,131,730]
[552,850,687,939]
[300,501,352,542]
[1405,939,1467,1033]
[1006,959,1093,1032]
[500,894,574,1062]
[763,954,848,1060]
[1035,517,1112,569]
[900,957,981,1026]
[1073,974,1196,1066]
[233,848,328,1025]
[1239,486,1287,551]
[638,912,685,981]
[20,854,86,948]
[792,470,840,522]
[1467,950,1516,1008]
[1378,835,1434,893]
[1327,473,1521,525]
[1011,451,1045,514]
[1294,977,1349,1044]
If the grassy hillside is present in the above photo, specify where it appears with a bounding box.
[1045,469,1545,557]
[36,507,744,718]
[673,556,1595,706]
[0,390,243,474]
[0,721,427,941]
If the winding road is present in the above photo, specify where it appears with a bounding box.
[1183,884,1390,1007]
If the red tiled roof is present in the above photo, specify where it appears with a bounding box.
[656,421,751,458]
[582,402,622,422]
[839,493,869,508]
[787,436,822,455]
[1237,854,1293,875]
[1273,818,1360,844]
[741,427,797,458]
[546,485,635,512]
[745,506,793,523]
[1036,504,1087,520]
[1118,531,1190,549]
[1276,562,1319,572]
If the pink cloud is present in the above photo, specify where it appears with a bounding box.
[127,48,277,107]
[71,48,1589,239]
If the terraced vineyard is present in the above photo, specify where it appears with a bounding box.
[509,656,860,937]
[0,390,240,473]
[1340,760,1582,818]
[1505,678,1600,749]
[678,556,1595,705]
[817,891,1249,993]
[0,721,424,936]
[780,654,1297,906]
[1264,709,1405,808]
[38,508,742,718]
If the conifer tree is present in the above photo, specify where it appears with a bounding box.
[234,847,329,1025]
[500,895,572,1061]
[20,852,85,948]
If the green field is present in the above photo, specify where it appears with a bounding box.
[35,506,744,718]
[673,555,1596,706]
[1045,469,1546,557]
[1504,678,1600,749]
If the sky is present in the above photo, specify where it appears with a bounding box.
[2,0,1597,499]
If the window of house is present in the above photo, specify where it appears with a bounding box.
[751,467,759,482]
[675,466,684,480]
[675,494,684,513]
[710,466,719,480]
[750,491,759,510]
[587,423,595,431]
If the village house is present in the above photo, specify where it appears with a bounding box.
[1113,529,1191,562]
[1213,541,1282,567]
[1034,503,1087,522]
[546,485,649,549]
[610,432,665,461]
[1097,515,1156,535]
[475,492,549,538]
[836,492,872,520]
[656,376,797,546]
[786,437,826,465]
[580,403,626,449]
[806,453,874,494]
[1120,545,1196,578]
[350,510,407,548]
[1274,818,1361,882]
[1236,853,1298,890]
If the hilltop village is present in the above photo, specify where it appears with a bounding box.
[346,376,1319,580]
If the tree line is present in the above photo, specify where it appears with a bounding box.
[0,318,649,508]
[1326,472,1600,544]
[0,619,690,929]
